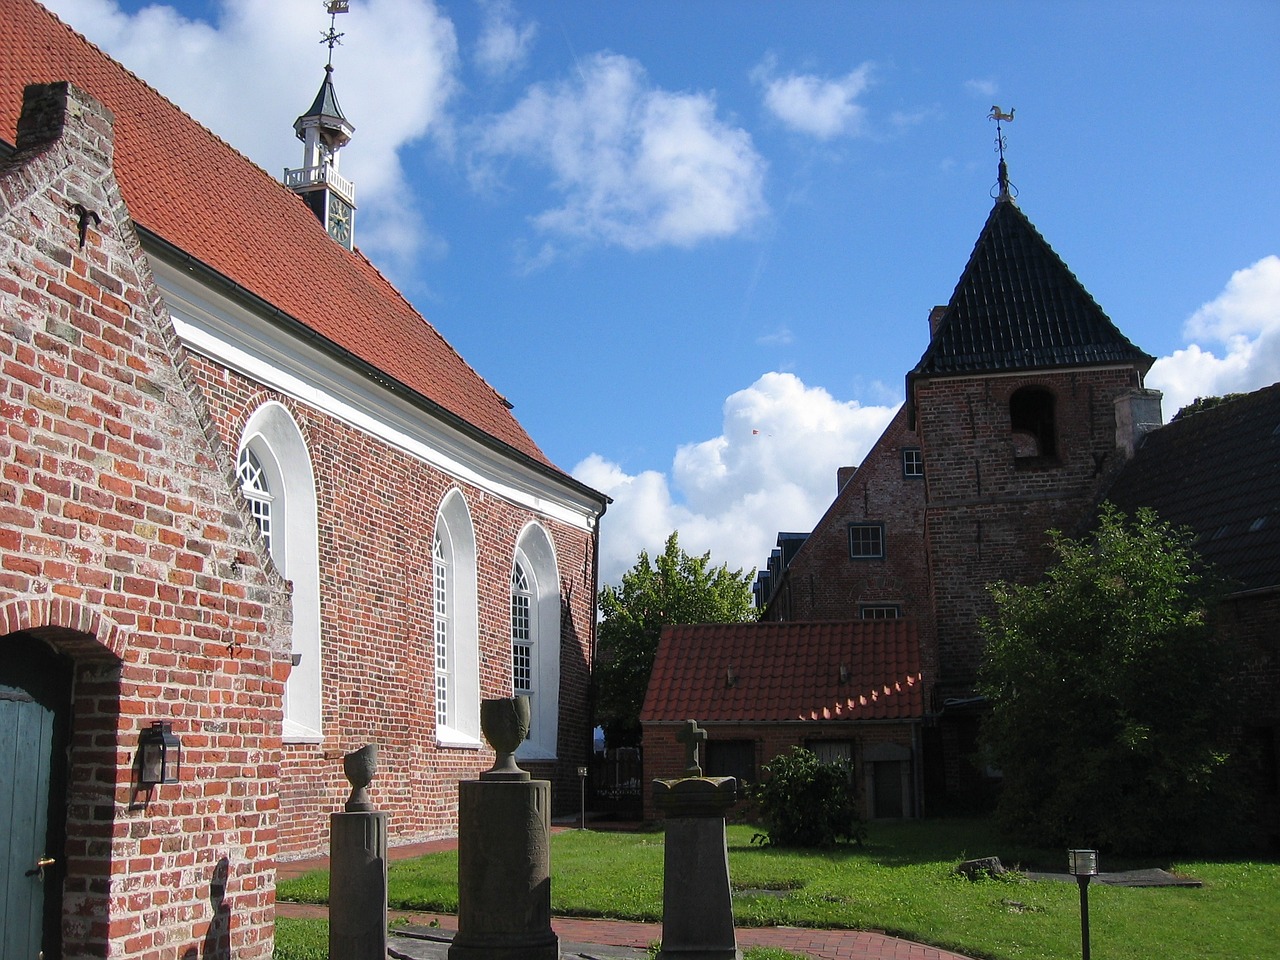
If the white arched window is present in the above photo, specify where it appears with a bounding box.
[239,403,322,741]
[513,524,561,760]
[433,491,480,747]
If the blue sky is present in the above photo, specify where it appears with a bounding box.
[44,0,1279,583]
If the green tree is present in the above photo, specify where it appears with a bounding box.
[594,532,756,747]
[977,505,1245,855]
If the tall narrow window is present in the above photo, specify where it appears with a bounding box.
[512,527,561,761]
[240,403,321,742]
[511,563,534,696]
[237,448,273,554]
[433,490,480,746]
[434,532,452,730]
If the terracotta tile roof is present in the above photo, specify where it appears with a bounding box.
[640,620,924,724]
[1,0,558,471]
[912,198,1152,378]
[1105,383,1280,593]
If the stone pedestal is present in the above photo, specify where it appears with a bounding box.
[653,777,741,960]
[449,779,558,960]
[328,810,388,960]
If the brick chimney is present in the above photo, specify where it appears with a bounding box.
[927,305,948,338]
[1114,388,1164,459]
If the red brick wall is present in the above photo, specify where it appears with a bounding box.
[2,83,291,960]
[641,721,918,822]
[183,359,598,857]
[763,406,938,690]
[914,367,1144,689]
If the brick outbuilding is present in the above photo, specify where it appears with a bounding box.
[640,620,924,822]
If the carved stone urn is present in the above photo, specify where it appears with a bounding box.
[342,743,378,812]
[480,696,531,781]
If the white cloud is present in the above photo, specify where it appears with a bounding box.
[754,57,874,140]
[474,0,537,79]
[44,0,459,261]
[756,326,794,347]
[472,52,767,252]
[965,78,998,98]
[1147,256,1280,417]
[574,372,897,585]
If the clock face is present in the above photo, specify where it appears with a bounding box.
[328,196,352,244]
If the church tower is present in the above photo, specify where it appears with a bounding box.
[284,2,356,250]
[909,109,1158,703]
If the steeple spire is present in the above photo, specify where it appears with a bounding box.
[283,1,356,249]
[988,105,1016,201]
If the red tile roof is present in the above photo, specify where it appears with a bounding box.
[640,620,924,724]
[1,0,557,471]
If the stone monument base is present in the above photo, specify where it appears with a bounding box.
[328,810,388,960]
[449,778,559,960]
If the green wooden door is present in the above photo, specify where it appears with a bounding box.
[1,634,71,960]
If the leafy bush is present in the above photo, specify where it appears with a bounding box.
[749,747,865,848]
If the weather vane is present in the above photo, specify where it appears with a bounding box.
[321,1,349,67]
[988,105,1017,200]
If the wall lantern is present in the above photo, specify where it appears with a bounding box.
[138,721,182,786]
[1067,849,1099,960]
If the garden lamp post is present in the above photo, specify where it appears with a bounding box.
[578,766,588,830]
[1068,849,1098,960]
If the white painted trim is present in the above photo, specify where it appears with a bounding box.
[150,258,601,532]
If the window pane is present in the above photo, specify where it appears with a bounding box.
[434,536,450,727]
[849,523,884,558]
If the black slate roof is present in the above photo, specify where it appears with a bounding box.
[1105,383,1280,593]
[912,198,1153,378]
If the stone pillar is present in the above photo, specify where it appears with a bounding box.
[329,811,388,960]
[653,776,741,960]
[450,779,558,960]
[450,696,558,960]
[329,744,388,960]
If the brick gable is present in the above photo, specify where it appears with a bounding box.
[2,81,290,960]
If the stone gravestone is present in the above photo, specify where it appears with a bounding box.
[449,696,559,960]
[652,720,742,960]
[329,743,388,960]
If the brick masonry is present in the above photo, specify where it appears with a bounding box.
[2,82,292,959]
[184,356,598,858]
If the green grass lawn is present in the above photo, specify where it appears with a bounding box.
[275,819,1279,960]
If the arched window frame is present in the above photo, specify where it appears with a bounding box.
[433,490,481,748]
[239,402,322,742]
[512,524,561,761]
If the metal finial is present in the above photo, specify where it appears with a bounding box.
[988,105,1017,200]
[321,1,349,67]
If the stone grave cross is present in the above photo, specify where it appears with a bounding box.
[677,719,707,777]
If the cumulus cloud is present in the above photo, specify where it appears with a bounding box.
[471,52,767,253]
[574,372,897,585]
[1147,256,1280,418]
[753,56,874,140]
[44,0,459,263]
[474,0,537,79]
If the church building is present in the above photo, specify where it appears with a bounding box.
[1,2,606,957]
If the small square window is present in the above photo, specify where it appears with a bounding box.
[849,523,884,559]
[902,447,923,477]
